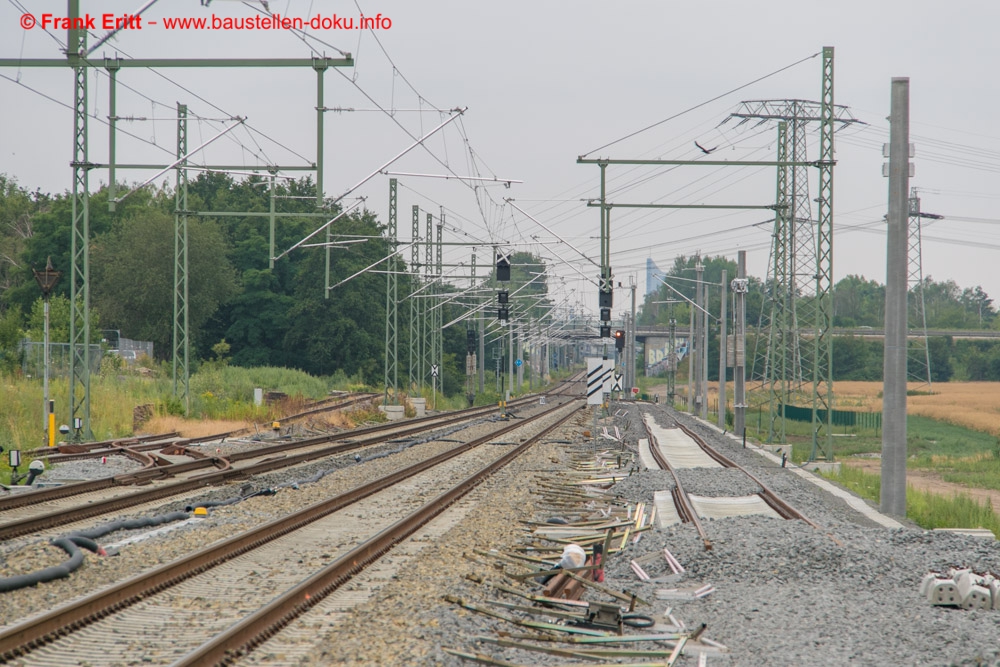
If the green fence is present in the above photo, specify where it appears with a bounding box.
[779,404,882,430]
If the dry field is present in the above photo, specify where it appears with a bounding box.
[833,381,1000,436]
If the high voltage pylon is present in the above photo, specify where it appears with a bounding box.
[0,1,352,435]
[730,49,853,459]
[907,189,942,388]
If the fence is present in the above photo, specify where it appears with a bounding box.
[20,342,103,378]
[778,403,882,430]
[20,336,153,378]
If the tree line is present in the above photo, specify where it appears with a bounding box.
[639,254,1000,382]
[0,173,549,396]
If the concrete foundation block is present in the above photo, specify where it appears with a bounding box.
[378,405,405,421]
[761,445,789,457]
[410,398,427,417]
[804,461,842,475]
[927,578,959,606]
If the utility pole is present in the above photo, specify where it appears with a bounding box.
[687,295,695,413]
[696,259,708,419]
[718,269,727,428]
[733,251,748,437]
[629,278,637,399]
[701,273,709,421]
[667,304,677,405]
[508,319,514,401]
[882,76,910,518]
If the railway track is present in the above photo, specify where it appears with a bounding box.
[641,408,816,551]
[0,389,576,542]
[0,396,584,665]
[30,392,382,466]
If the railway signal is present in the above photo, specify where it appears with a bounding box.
[614,329,625,352]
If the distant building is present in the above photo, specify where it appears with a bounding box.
[646,257,666,297]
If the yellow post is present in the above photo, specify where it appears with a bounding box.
[47,401,55,447]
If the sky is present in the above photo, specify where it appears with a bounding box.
[2,0,999,321]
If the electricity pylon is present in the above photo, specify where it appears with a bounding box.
[907,189,942,388]
[727,50,856,458]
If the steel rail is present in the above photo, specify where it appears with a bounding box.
[0,390,558,517]
[672,419,819,528]
[175,403,583,666]
[0,400,582,661]
[641,419,712,551]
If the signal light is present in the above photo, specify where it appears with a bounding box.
[498,306,509,322]
[497,290,508,304]
[496,251,511,282]
[615,329,625,352]
[467,329,477,354]
[600,325,611,338]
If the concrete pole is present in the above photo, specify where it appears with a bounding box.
[718,269,728,429]
[478,306,485,393]
[507,321,514,400]
[43,297,50,435]
[882,77,910,517]
[687,292,695,412]
[517,325,523,390]
[629,281,637,398]
[696,260,707,419]
[734,251,747,437]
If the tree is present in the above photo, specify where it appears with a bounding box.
[90,208,238,360]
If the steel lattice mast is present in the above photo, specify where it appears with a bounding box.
[409,205,421,391]
[728,48,853,458]
[173,103,190,415]
[766,121,790,444]
[383,179,398,405]
[907,189,939,389]
[812,46,837,461]
[67,3,92,438]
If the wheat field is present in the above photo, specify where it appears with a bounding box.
[833,382,1000,436]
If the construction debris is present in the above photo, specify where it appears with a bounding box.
[921,567,999,609]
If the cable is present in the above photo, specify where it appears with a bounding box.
[579,51,820,158]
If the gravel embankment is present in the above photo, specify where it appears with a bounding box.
[4,400,1000,666]
[305,402,1000,666]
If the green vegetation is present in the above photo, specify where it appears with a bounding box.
[0,173,556,404]
[823,465,1000,538]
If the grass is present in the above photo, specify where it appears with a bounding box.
[824,465,1000,538]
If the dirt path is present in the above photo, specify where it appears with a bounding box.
[843,458,1000,511]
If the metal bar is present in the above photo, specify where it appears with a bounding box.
[272,199,365,261]
[589,202,777,210]
[380,170,522,184]
[577,158,820,166]
[93,163,317,170]
[113,120,245,202]
[0,57,354,68]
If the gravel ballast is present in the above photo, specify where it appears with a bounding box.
[3,400,1000,665]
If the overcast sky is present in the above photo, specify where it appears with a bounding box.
[2,1,999,318]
